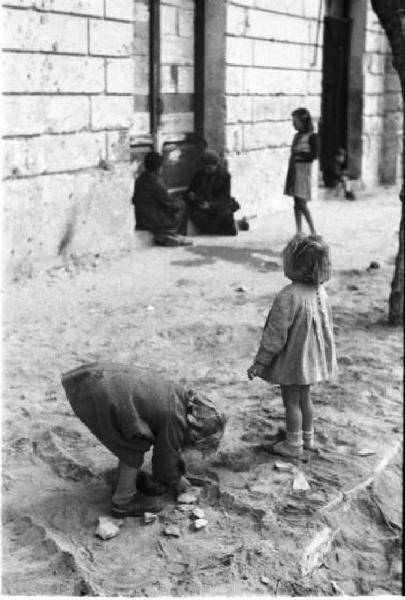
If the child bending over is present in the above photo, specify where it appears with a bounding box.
[247,235,338,458]
[62,362,226,517]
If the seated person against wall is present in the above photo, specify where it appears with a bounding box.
[132,151,192,246]
[185,149,240,236]
[323,148,356,200]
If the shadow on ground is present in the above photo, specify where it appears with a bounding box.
[171,245,282,270]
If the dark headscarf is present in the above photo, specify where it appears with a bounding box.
[202,149,220,166]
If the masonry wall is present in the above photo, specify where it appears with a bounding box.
[2,0,150,280]
[362,4,403,188]
[223,0,402,216]
[223,0,324,216]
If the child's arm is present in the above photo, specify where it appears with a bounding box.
[293,133,318,162]
[248,289,296,378]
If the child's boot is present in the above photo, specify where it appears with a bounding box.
[272,431,303,458]
[303,430,315,450]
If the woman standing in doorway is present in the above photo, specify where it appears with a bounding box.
[284,108,318,235]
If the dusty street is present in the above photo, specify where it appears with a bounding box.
[2,187,403,596]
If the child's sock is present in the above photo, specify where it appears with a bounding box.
[303,430,314,450]
[286,431,303,447]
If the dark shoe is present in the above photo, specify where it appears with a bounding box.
[136,471,167,496]
[345,190,356,200]
[111,494,163,518]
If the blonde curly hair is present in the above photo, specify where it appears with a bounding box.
[283,234,331,285]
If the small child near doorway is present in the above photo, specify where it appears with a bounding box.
[328,148,356,200]
[247,235,338,458]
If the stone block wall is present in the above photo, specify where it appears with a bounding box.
[224,0,324,216]
[2,0,150,280]
[223,0,402,215]
[362,4,402,188]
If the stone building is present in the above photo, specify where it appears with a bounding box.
[2,0,402,279]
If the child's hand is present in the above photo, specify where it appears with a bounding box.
[247,363,264,380]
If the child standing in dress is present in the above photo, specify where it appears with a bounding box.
[285,108,318,235]
[247,235,338,458]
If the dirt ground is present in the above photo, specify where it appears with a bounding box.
[2,187,403,596]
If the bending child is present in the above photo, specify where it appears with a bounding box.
[62,362,226,517]
[247,235,338,458]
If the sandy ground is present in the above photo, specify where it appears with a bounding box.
[2,187,403,596]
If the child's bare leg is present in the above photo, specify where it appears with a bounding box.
[112,460,140,507]
[273,385,303,458]
[294,198,303,233]
[342,174,355,199]
[299,385,314,449]
[300,200,316,235]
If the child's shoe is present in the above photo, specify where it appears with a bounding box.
[345,190,356,200]
[272,440,303,458]
[136,470,167,496]
[303,430,315,450]
[272,432,303,458]
[111,493,163,518]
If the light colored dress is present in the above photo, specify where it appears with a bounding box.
[284,132,313,201]
[255,283,338,385]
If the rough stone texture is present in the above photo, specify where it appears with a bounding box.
[89,19,133,56]
[3,96,90,136]
[3,132,106,178]
[3,54,105,93]
[2,8,88,53]
[253,40,314,69]
[105,0,134,21]
[91,96,134,130]
[106,58,136,94]
[2,165,137,280]
[2,0,104,15]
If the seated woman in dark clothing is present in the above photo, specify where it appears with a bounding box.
[132,151,192,246]
[185,149,240,236]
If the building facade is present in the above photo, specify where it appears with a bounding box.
[2,0,403,279]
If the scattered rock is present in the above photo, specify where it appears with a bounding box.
[190,507,205,520]
[260,575,270,585]
[301,526,336,576]
[143,512,158,524]
[367,261,380,270]
[163,524,181,538]
[235,285,247,293]
[356,448,376,457]
[177,492,198,504]
[347,284,359,291]
[274,461,294,472]
[177,504,193,513]
[95,516,123,540]
[293,471,311,491]
[193,518,208,530]
[331,580,344,594]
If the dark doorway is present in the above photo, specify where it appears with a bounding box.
[130,0,204,194]
[320,1,352,185]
